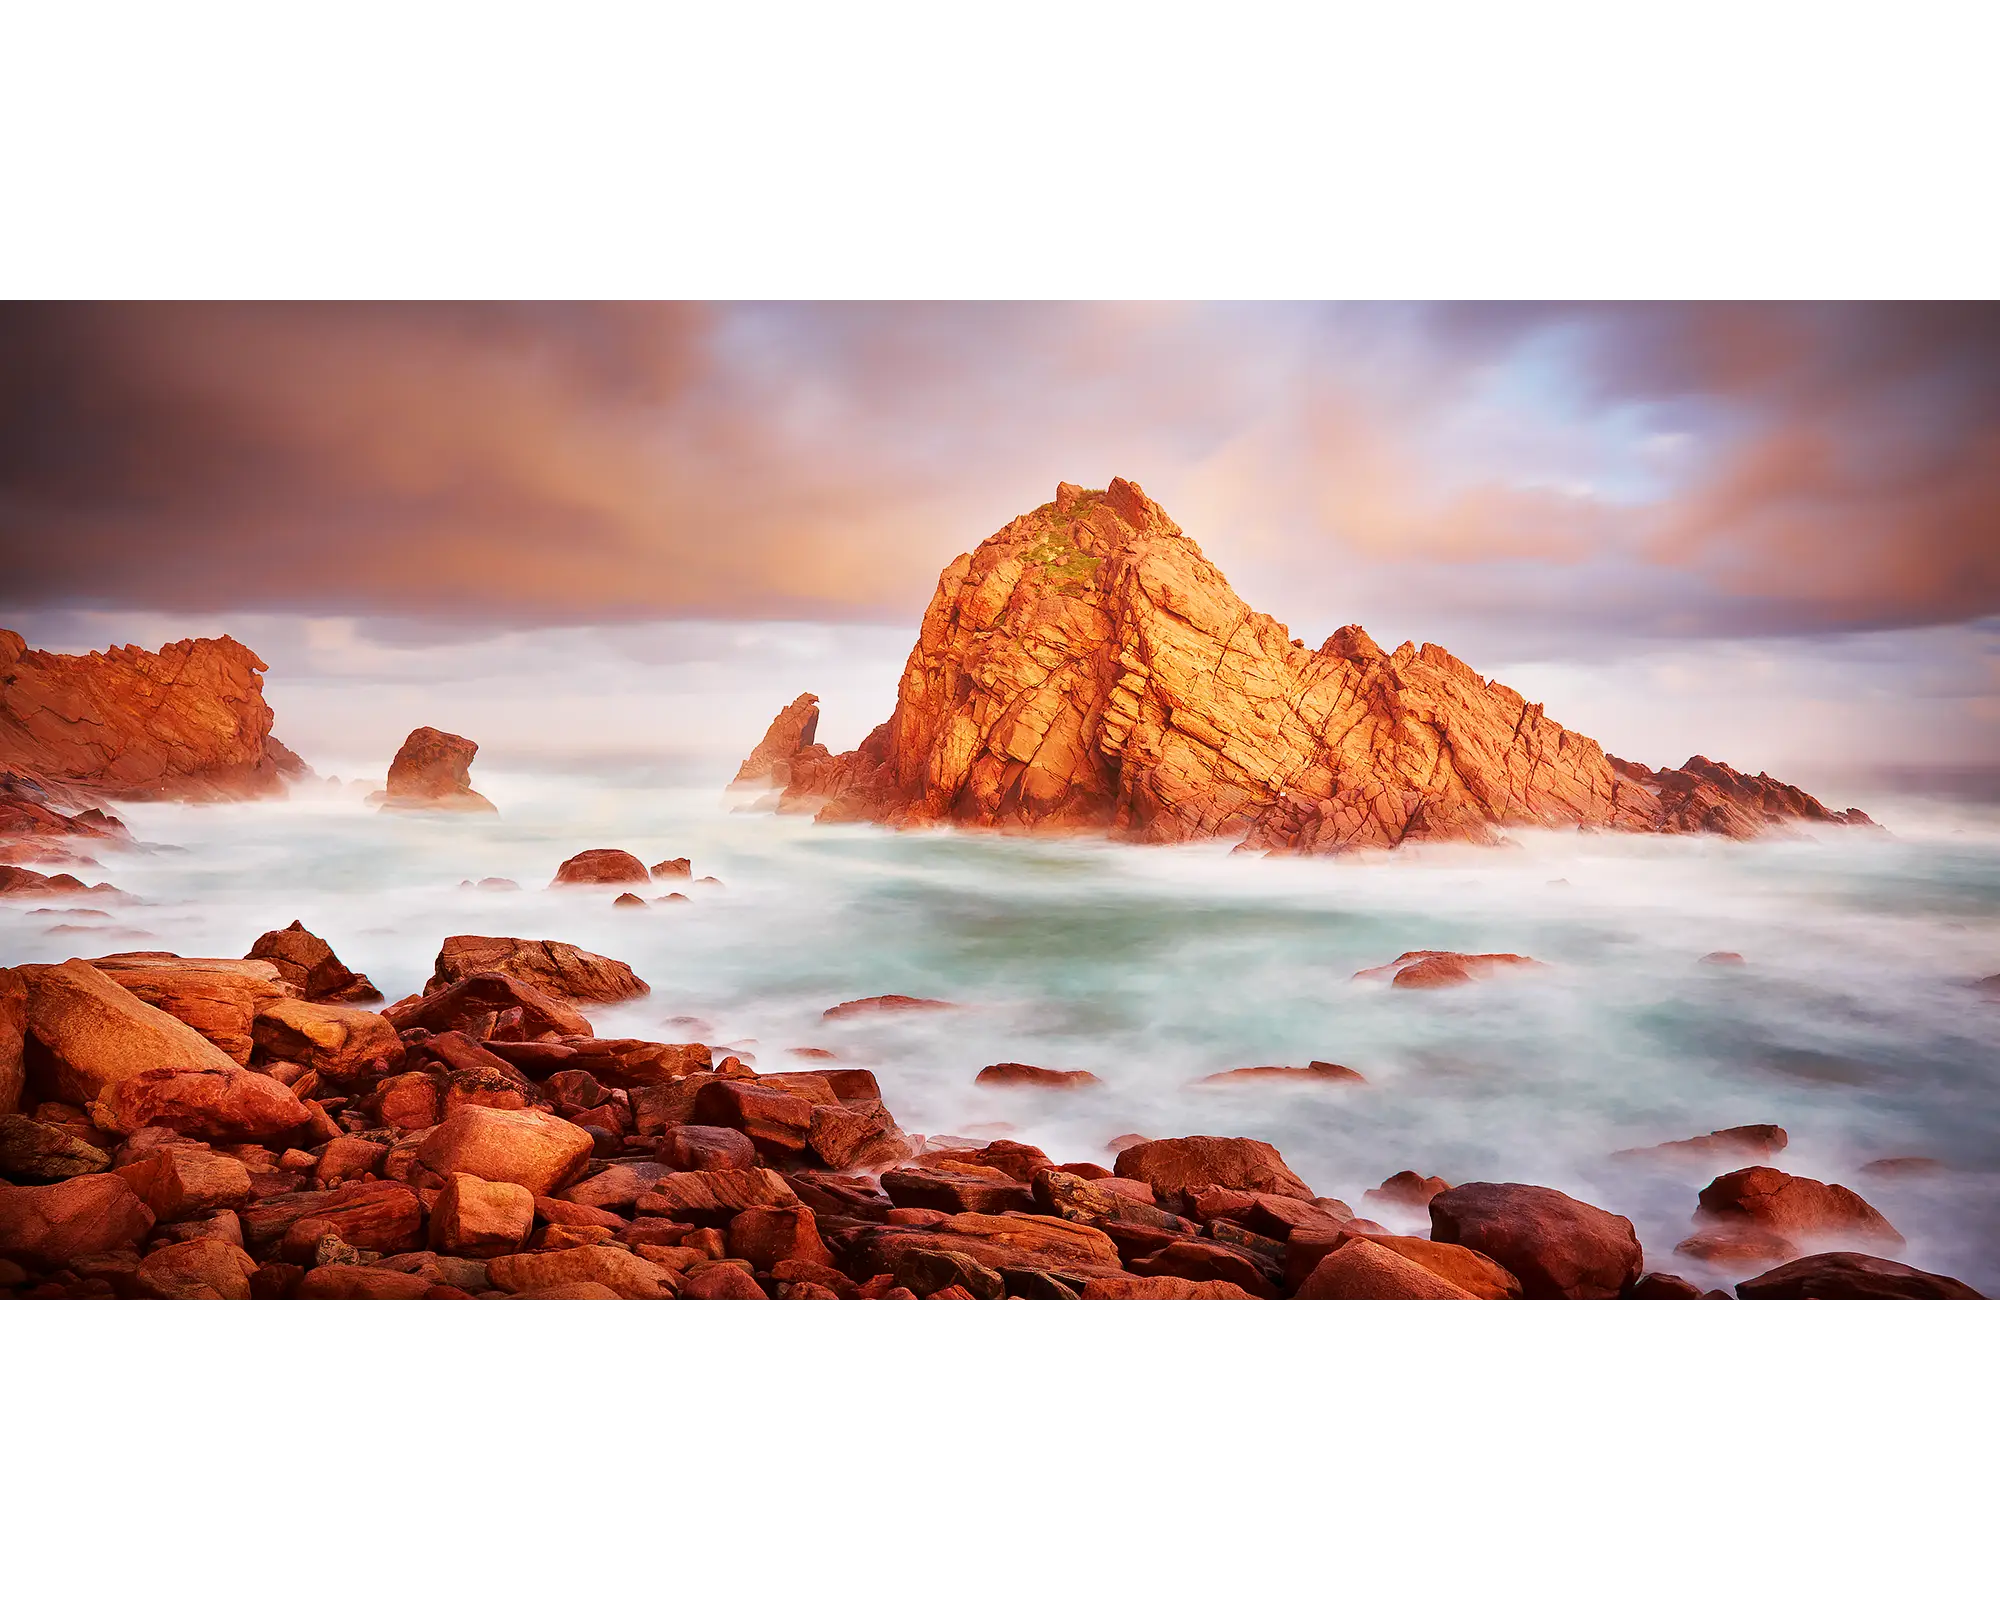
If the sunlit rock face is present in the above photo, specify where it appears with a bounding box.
[747,480,1866,853]
[0,628,304,801]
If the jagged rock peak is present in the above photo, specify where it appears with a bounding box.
[0,630,304,801]
[733,480,1867,854]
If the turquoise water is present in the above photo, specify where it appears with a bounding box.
[7,774,1998,1292]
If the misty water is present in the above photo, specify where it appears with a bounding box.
[7,772,1998,1293]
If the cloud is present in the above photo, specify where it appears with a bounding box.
[2,303,1995,653]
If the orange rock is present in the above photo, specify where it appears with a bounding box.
[650,857,692,879]
[745,481,1871,852]
[1613,1125,1788,1164]
[89,954,292,1064]
[550,849,649,887]
[732,693,822,787]
[0,1171,154,1268]
[728,1205,833,1271]
[244,920,380,1002]
[22,958,245,1104]
[822,994,956,1020]
[136,1238,257,1300]
[429,1171,535,1257]
[376,727,495,812]
[0,631,300,800]
[417,1106,595,1196]
[91,1064,312,1143]
[881,1163,1035,1214]
[367,1070,444,1130]
[1296,1236,1477,1299]
[1352,950,1544,988]
[1428,1182,1643,1300]
[423,935,649,1004]
[1674,1224,1799,1266]
[487,1244,676,1299]
[1113,1135,1314,1205]
[974,1062,1101,1090]
[1695,1166,1903,1246]
[297,1264,434,1299]
[681,1262,768,1299]
[314,1134,385,1187]
[0,1111,109,1181]
[1362,1171,1452,1210]
[1735,1252,1983,1300]
[1079,1276,1258,1300]
[117,1142,251,1221]
[385,970,593,1041]
[1198,1061,1365,1086]
[1130,1239,1276,1297]
[252,998,404,1084]
[279,1180,424,1262]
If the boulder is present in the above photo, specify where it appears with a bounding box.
[881,1163,1036,1214]
[0,1112,111,1181]
[89,954,292,1063]
[424,935,649,1004]
[895,1249,1006,1299]
[689,1080,815,1157]
[383,971,592,1040]
[682,1262,768,1299]
[975,1062,1101,1090]
[428,1172,535,1257]
[651,858,692,879]
[252,999,404,1083]
[417,1105,595,1195]
[297,1263,435,1299]
[22,958,244,1104]
[0,1171,154,1268]
[1113,1135,1314,1204]
[90,1065,312,1142]
[136,1238,256,1300]
[314,1135,384,1187]
[1130,1238,1276,1296]
[1695,1167,1903,1246]
[728,1205,833,1271]
[549,849,649,887]
[1032,1167,1191,1235]
[376,727,495,812]
[1296,1236,1479,1299]
[487,1245,676,1299]
[804,1101,908,1170]
[1673,1225,1799,1266]
[244,921,381,1002]
[1428,1182,1643,1299]
[278,1181,425,1262]
[1626,1272,1706,1300]
[117,1143,252,1222]
[662,1124,757,1171]
[1735,1252,1984,1300]
[1288,1230,1522,1298]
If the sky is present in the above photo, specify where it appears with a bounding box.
[2,302,1995,783]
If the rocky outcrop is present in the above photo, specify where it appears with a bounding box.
[245,921,381,1003]
[374,727,495,812]
[424,935,649,1005]
[732,693,822,787]
[549,849,649,887]
[0,629,304,801]
[0,773,131,867]
[741,479,1868,853]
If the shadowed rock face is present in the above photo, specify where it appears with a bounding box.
[0,629,304,800]
[738,480,1867,853]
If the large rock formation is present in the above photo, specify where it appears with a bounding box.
[732,693,821,787]
[373,727,495,812]
[0,629,305,801]
[737,479,1868,853]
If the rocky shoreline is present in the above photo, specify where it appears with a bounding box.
[2,868,1982,1301]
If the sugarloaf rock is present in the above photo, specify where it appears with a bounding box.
[374,727,496,812]
[0,629,305,801]
[738,479,1868,853]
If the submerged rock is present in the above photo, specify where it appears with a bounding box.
[549,849,649,887]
